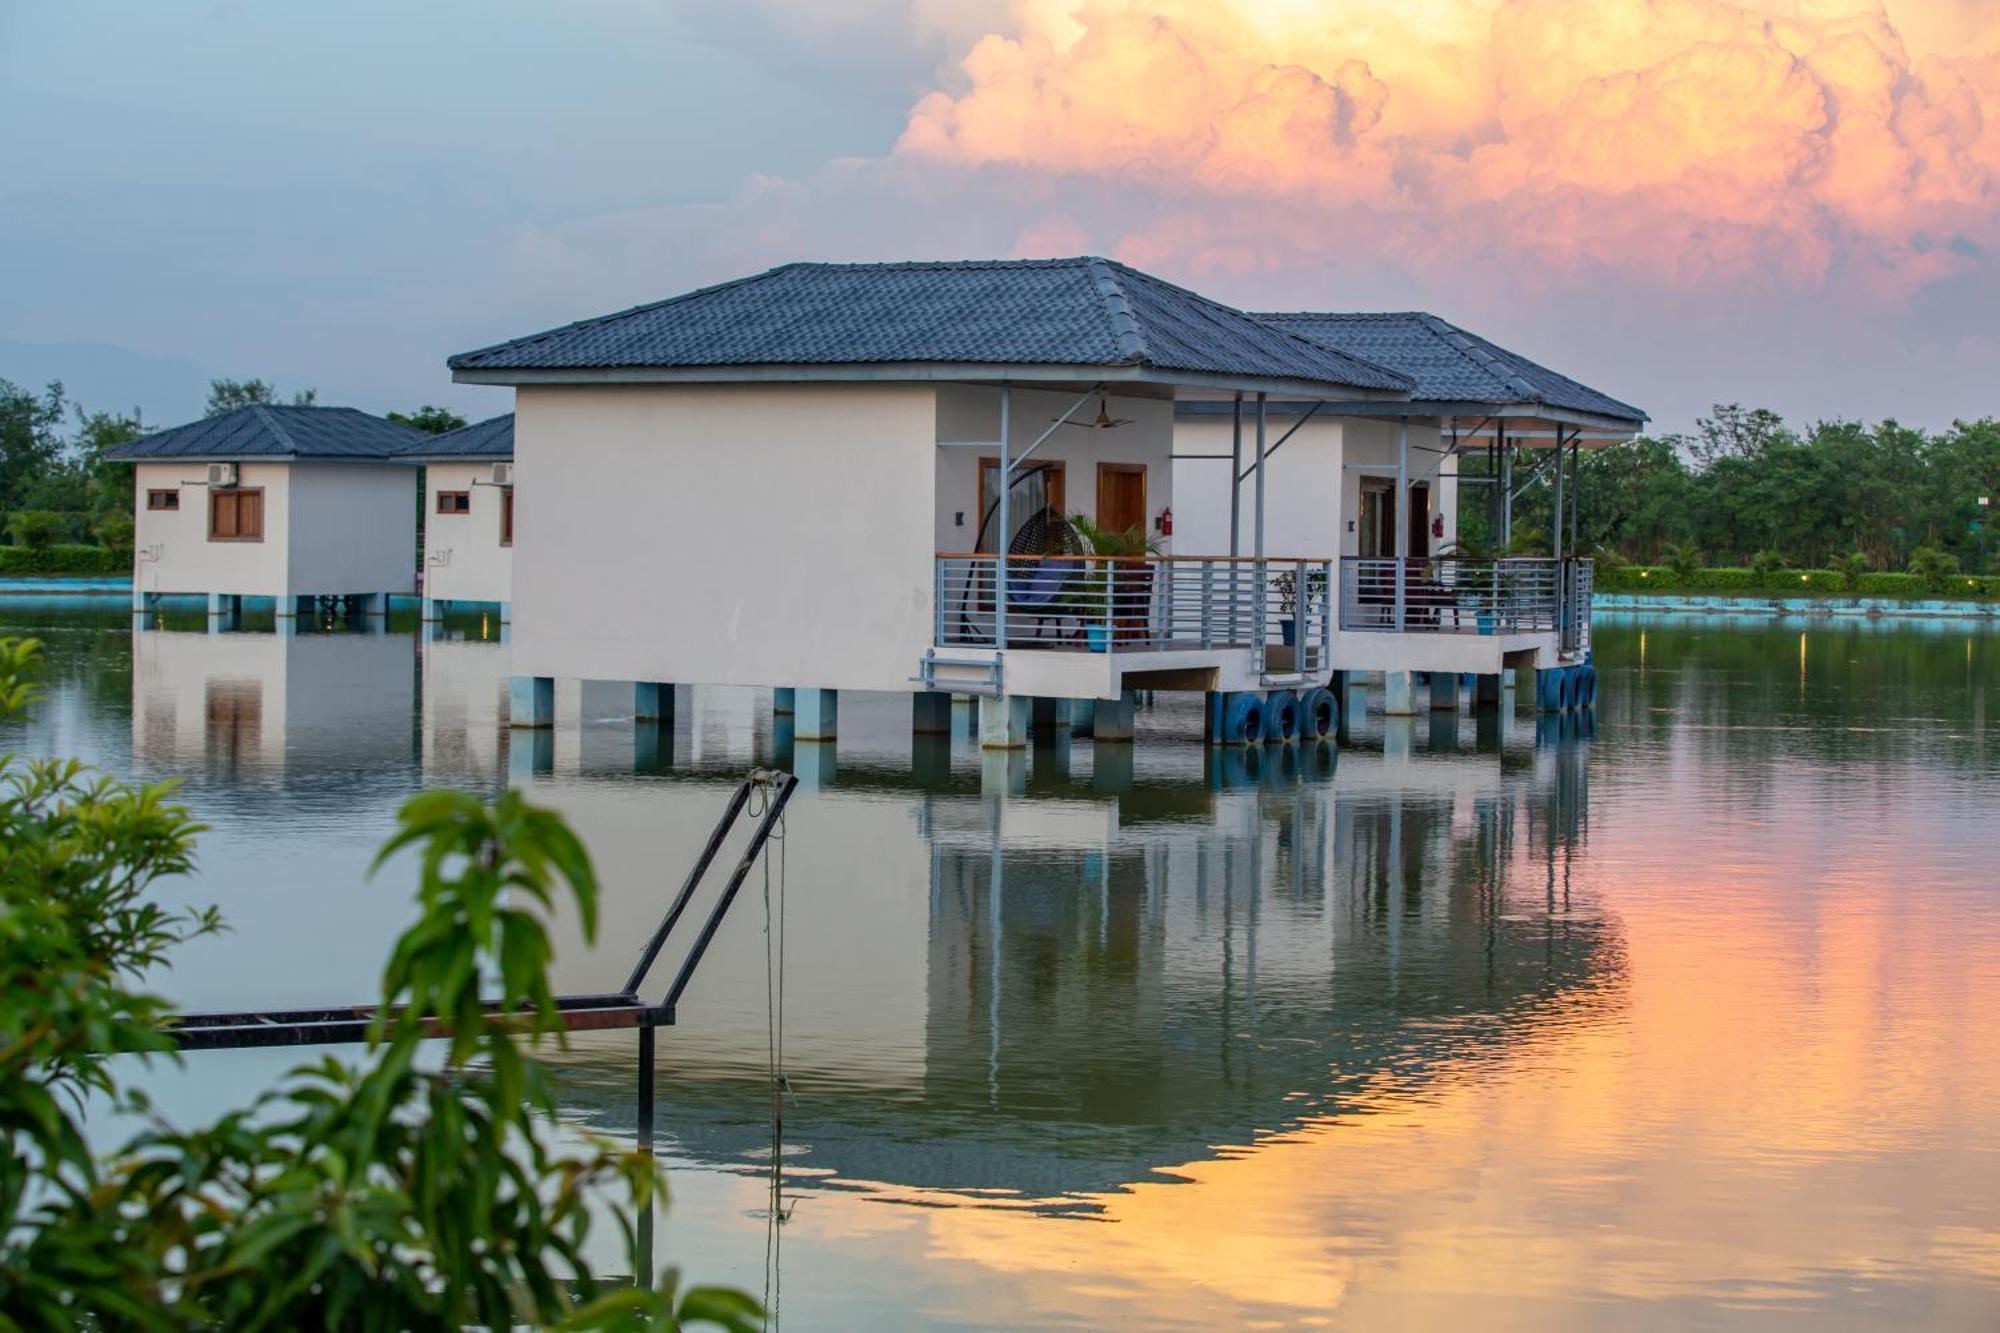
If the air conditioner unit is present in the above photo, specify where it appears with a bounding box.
[207,462,238,488]
[491,462,514,486]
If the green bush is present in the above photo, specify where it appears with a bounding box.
[5,511,69,550]
[0,638,759,1330]
[1750,549,1784,577]
[93,512,134,551]
[1661,542,1702,579]
[1834,552,1871,592]
[0,544,123,576]
[1906,545,1962,593]
[1594,565,1996,601]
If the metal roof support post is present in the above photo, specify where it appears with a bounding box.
[996,386,1012,652]
[1254,393,1268,560]
[1394,415,1409,632]
[1551,424,1567,645]
[1501,423,1513,552]
[1254,393,1268,656]
[1229,393,1243,558]
[1567,428,1581,558]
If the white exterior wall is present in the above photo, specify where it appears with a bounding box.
[422,460,513,605]
[932,386,1176,554]
[1171,414,1456,560]
[132,460,293,598]
[511,383,937,692]
[131,460,417,598]
[284,462,418,596]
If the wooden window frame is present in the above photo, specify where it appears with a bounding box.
[499,487,514,547]
[207,487,264,543]
[146,489,179,511]
[436,490,472,516]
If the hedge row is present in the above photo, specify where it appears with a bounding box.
[1596,565,2000,600]
[0,545,127,576]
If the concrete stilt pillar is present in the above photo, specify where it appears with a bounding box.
[980,748,1026,794]
[911,733,952,786]
[497,601,512,625]
[509,728,554,781]
[1474,672,1504,709]
[131,587,149,613]
[1071,699,1096,738]
[634,720,673,773]
[1030,696,1073,737]
[1383,671,1417,716]
[1092,741,1135,793]
[1093,690,1137,742]
[1429,670,1459,712]
[793,738,838,790]
[509,675,555,729]
[422,597,445,622]
[1384,716,1415,761]
[911,690,952,735]
[773,687,796,716]
[796,688,838,741]
[979,695,1029,750]
[634,682,674,723]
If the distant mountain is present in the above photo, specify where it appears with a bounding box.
[0,338,215,426]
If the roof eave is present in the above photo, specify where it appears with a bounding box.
[451,361,1411,402]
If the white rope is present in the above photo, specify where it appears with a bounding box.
[755,778,789,1326]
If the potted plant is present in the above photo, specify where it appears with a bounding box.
[1269,566,1329,645]
[1069,515,1160,646]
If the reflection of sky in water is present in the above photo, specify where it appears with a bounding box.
[2,601,1997,1330]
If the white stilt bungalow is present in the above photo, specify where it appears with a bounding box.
[402,414,515,621]
[1173,312,1645,712]
[447,258,1413,744]
[113,405,424,625]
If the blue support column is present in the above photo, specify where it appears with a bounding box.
[509,675,555,729]
[773,687,796,716]
[1030,696,1073,738]
[497,601,512,625]
[1093,691,1137,742]
[1429,670,1459,712]
[422,597,445,622]
[912,690,952,735]
[634,681,674,723]
[796,688,838,741]
[1474,672,1504,709]
[1071,698,1096,738]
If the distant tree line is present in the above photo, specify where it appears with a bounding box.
[0,376,465,557]
[1458,404,2000,575]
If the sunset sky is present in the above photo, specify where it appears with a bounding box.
[3,0,1997,431]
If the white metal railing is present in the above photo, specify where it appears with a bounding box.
[1339,557,1593,643]
[935,553,1332,675]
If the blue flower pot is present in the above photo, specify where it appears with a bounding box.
[1280,617,1297,646]
[1086,624,1110,653]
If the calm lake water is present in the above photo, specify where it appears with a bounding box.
[4,600,1998,1329]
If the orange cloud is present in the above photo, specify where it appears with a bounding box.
[896,0,2000,292]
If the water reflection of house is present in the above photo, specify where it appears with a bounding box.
[131,626,417,778]
[546,738,1614,1201]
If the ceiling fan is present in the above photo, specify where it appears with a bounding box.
[1058,396,1133,430]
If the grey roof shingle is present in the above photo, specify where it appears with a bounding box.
[449,259,1412,394]
[105,405,425,461]
[1257,312,1645,425]
[398,414,513,459]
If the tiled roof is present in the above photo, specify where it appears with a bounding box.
[449,259,1412,394]
[399,414,512,459]
[105,405,425,461]
[1257,312,1645,424]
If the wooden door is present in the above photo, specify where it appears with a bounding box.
[1408,483,1431,558]
[1095,463,1147,539]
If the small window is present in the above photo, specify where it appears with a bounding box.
[147,489,179,511]
[209,488,264,542]
[500,487,514,546]
[437,490,471,515]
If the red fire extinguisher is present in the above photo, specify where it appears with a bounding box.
[1432,513,1445,539]
[1157,507,1173,537]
